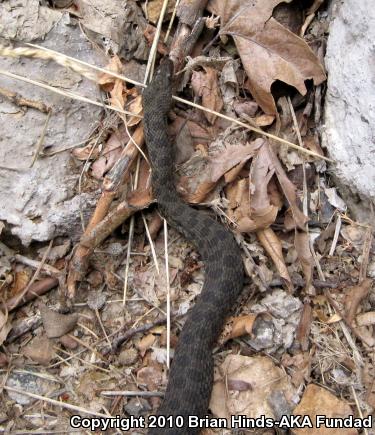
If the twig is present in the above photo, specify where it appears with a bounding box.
[101,390,164,398]
[122,155,141,307]
[164,0,181,42]
[14,254,61,276]
[5,315,42,343]
[5,276,59,312]
[107,312,182,354]
[7,241,54,310]
[30,109,52,167]
[0,85,50,113]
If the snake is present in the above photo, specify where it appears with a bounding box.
[143,58,244,435]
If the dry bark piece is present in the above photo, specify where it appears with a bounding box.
[6,277,58,312]
[40,305,78,338]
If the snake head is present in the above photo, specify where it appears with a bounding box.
[143,58,174,114]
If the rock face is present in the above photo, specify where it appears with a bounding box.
[0,10,104,245]
[323,0,375,221]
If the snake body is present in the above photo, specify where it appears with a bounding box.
[143,59,244,434]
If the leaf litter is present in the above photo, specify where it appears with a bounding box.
[0,0,374,433]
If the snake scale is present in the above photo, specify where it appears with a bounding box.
[143,59,244,435]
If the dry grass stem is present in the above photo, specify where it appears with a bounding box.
[0,69,140,118]
[1,43,332,160]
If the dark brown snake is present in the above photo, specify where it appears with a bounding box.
[143,59,244,435]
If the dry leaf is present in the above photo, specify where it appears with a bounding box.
[210,355,296,422]
[72,142,100,161]
[264,143,308,230]
[325,313,342,324]
[295,302,312,351]
[293,384,357,435]
[91,127,129,179]
[191,67,223,124]
[137,333,157,356]
[226,314,257,341]
[40,305,78,338]
[356,311,375,327]
[294,231,313,291]
[23,335,55,365]
[257,228,293,290]
[344,278,372,325]
[9,270,31,298]
[181,140,262,203]
[210,139,263,182]
[144,0,176,24]
[126,94,143,127]
[212,0,326,113]
[98,56,124,87]
[281,352,311,387]
[255,114,275,127]
[239,141,279,231]
[137,365,162,391]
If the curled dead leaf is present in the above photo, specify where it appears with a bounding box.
[257,228,293,291]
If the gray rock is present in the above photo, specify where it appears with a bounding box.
[6,370,52,405]
[323,0,375,221]
[0,12,104,245]
[123,397,151,416]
